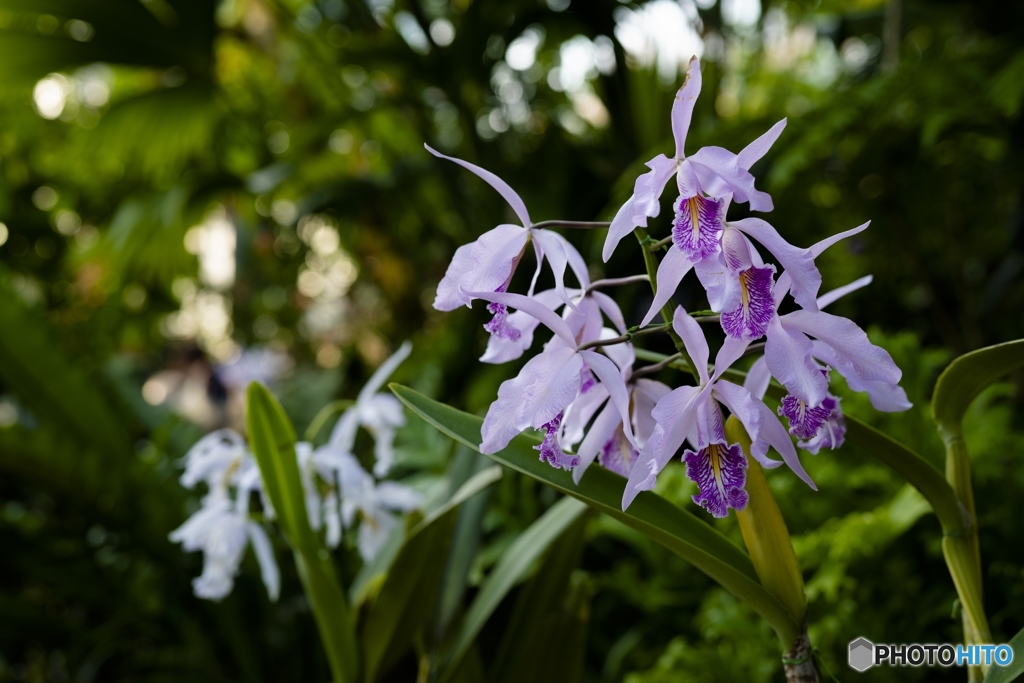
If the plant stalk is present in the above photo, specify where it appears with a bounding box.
[633,227,694,375]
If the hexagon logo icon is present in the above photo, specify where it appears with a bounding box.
[849,637,875,672]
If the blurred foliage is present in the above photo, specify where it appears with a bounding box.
[0,0,1022,681]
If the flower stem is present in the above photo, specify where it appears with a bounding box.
[633,227,695,375]
[585,274,651,292]
[648,235,673,252]
[530,219,611,230]
[576,324,670,351]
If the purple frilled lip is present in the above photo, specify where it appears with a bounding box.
[721,265,775,340]
[534,412,579,470]
[684,442,749,518]
[672,194,724,262]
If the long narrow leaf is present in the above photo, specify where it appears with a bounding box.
[389,384,801,646]
[361,466,502,682]
[439,496,589,681]
[932,339,1024,439]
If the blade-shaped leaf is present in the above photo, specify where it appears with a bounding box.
[439,496,589,682]
[245,382,358,683]
[982,625,1024,683]
[361,466,502,682]
[389,384,801,646]
[492,511,591,683]
[932,339,1024,439]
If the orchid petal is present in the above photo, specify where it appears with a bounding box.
[461,224,531,298]
[713,336,750,379]
[246,522,281,601]
[783,310,902,385]
[572,400,621,484]
[694,250,740,313]
[603,155,678,261]
[533,228,581,313]
[672,56,702,158]
[632,379,672,447]
[751,397,816,489]
[480,345,583,454]
[810,341,912,412]
[743,356,771,400]
[731,217,821,311]
[640,247,694,327]
[465,290,577,349]
[737,118,787,170]
[357,341,412,405]
[809,221,870,257]
[480,289,562,364]
[592,291,627,334]
[817,275,873,309]
[688,146,773,211]
[765,316,828,406]
[711,380,778,467]
[425,144,531,226]
[562,382,610,447]
[580,350,637,449]
[672,306,709,385]
[434,242,477,311]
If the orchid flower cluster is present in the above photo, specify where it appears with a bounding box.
[430,56,910,519]
[170,343,421,600]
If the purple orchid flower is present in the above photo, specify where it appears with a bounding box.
[622,307,816,515]
[603,56,786,264]
[742,274,910,453]
[467,290,638,471]
[426,145,590,337]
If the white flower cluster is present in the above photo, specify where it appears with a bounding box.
[169,343,420,601]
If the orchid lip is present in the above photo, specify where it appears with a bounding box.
[684,441,748,518]
[721,265,775,340]
[672,194,724,262]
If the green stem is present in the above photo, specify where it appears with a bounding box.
[940,429,991,681]
[304,399,354,443]
[633,227,695,375]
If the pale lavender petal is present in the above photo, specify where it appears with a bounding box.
[751,396,816,489]
[671,193,724,262]
[694,250,741,313]
[602,154,678,261]
[532,228,580,313]
[599,427,640,478]
[720,225,754,272]
[809,221,870,258]
[810,341,911,412]
[712,336,750,380]
[466,290,577,349]
[672,56,702,158]
[765,315,828,407]
[672,306,709,385]
[783,310,902,385]
[572,400,620,484]
[535,412,578,470]
[579,349,637,449]
[692,395,726,449]
[600,330,635,375]
[779,394,834,439]
[376,482,422,512]
[684,443,748,518]
[562,382,609,448]
[640,247,694,327]
[434,242,477,311]
[743,356,771,400]
[592,291,627,334]
[731,217,821,312]
[425,144,531,226]
[721,265,776,341]
[460,224,531,299]
[737,118,787,170]
[631,379,672,448]
[688,147,773,211]
[710,379,779,468]
[480,290,562,364]
[479,345,583,454]
[816,275,873,310]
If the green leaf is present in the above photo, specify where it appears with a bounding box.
[439,496,589,682]
[389,384,801,646]
[491,506,591,683]
[361,466,502,683]
[982,625,1024,683]
[932,339,1024,440]
[245,382,358,683]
